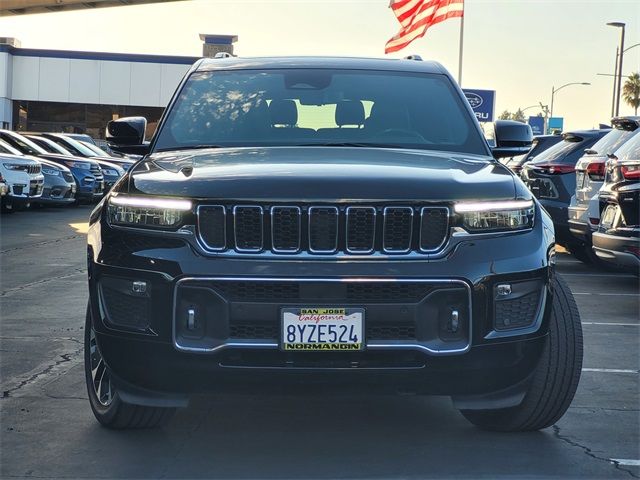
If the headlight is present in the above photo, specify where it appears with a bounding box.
[455,199,534,232]
[3,163,25,170]
[102,168,121,177]
[41,167,61,176]
[107,195,192,229]
[63,160,91,170]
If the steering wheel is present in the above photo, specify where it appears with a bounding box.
[377,128,430,143]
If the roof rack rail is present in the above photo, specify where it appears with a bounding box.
[213,52,233,59]
[403,54,423,61]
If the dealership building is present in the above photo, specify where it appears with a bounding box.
[0,34,237,138]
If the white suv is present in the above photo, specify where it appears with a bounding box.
[0,152,44,212]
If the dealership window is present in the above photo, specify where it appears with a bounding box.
[12,101,163,140]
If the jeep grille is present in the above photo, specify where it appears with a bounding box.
[197,204,450,255]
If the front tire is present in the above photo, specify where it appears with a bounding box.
[460,274,583,432]
[84,305,175,429]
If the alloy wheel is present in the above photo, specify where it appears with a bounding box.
[89,327,113,406]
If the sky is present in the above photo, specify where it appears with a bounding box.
[0,0,638,131]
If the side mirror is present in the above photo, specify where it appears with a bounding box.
[107,116,146,145]
[106,117,149,155]
[491,120,533,160]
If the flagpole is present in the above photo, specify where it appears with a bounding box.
[458,1,465,86]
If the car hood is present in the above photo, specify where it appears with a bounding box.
[0,153,41,166]
[128,147,518,202]
[36,153,99,165]
[38,158,72,172]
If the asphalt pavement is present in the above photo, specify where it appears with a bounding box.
[1,206,638,479]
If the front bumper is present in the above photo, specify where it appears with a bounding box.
[87,205,555,401]
[73,171,104,200]
[568,219,590,243]
[37,179,76,205]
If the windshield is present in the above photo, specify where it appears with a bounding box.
[0,132,47,156]
[30,136,73,156]
[0,139,23,155]
[589,127,636,156]
[153,69,487,155]
[614,130,640,161]
[52,135,98,157]
[81,141,110,157]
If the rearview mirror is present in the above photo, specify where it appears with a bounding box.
[491,120,533,160]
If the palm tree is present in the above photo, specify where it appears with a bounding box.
[622,72,640,115]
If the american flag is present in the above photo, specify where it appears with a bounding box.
[385,0,464,54]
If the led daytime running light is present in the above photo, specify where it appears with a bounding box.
[454,200,533,213]
[110,195,192,211]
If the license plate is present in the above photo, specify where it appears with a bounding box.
[281,307,364,351]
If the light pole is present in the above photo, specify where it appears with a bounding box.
[611,46,619,118]
[521,105,541,113]
[549,82,590,132]
[607,22,626,116]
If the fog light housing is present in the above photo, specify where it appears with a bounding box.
[98,276,151,331]
[493,280,544,331]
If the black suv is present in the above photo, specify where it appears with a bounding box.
[86,57,582,432]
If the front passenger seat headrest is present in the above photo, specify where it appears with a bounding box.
[335,100,365,127]
[269,99,298,127]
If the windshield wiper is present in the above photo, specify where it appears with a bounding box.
[156,144,225,152]
[295,142,405,149]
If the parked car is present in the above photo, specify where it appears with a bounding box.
[504,134,563,176]
[35,158,77,206]
[0,173,8,198]
[94,159,124,191]
[25,134,74,156]
[0,130,104,203]
[0,138,75,207]
[568,118,640,262]
[41,132,100,158]
[592,132,640,272]
[0,145,44,212]
[43,133,131,171]
[84,56,583,433]
[65,133,96,145]
[521,129,609,257]
[27,134,125,190]
[78,140,136,171]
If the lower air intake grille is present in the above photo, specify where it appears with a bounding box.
[368,324,416,340]
[230,324,279,339]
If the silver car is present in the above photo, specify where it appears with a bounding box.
[568,117,640,262]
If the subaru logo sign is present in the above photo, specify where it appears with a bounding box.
[462,88,496,123]
[464,92,483,109]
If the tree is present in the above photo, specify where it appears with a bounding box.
[622,72,640,115]
[498,109,526,123]
[512,108,526,123]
